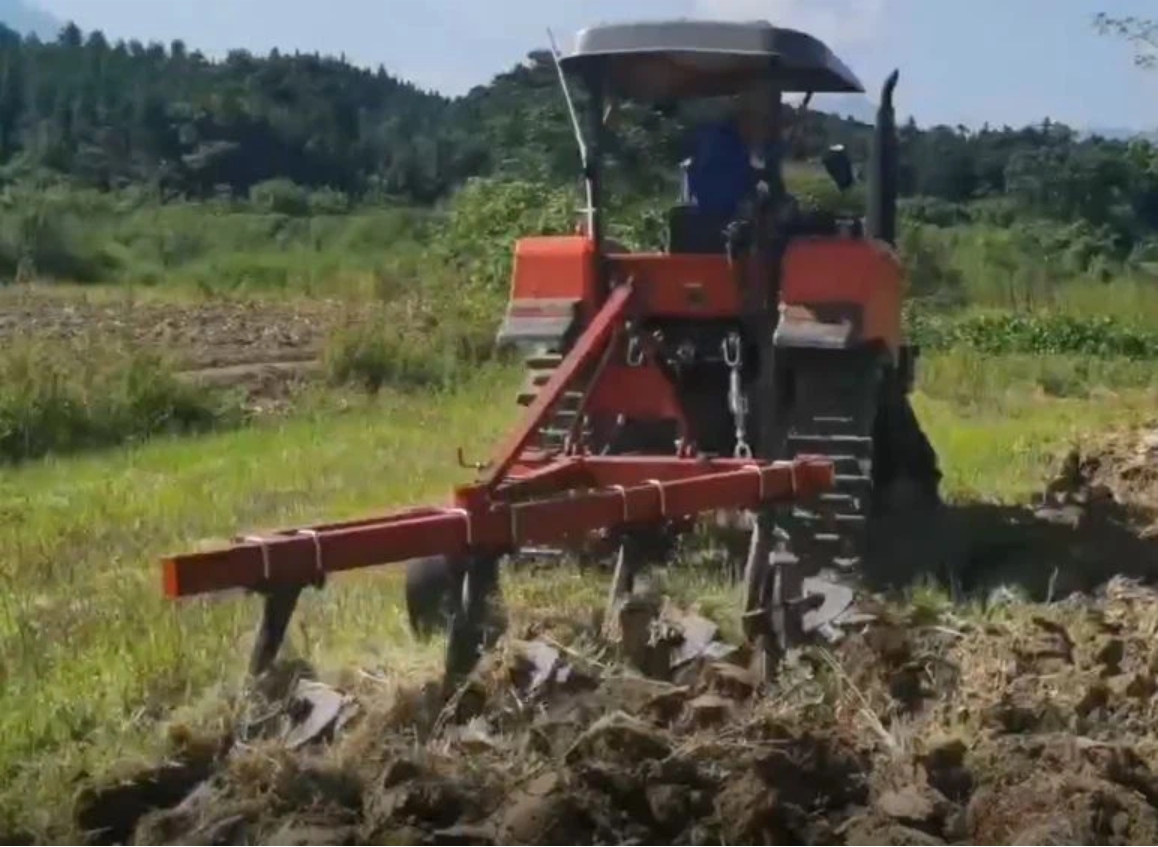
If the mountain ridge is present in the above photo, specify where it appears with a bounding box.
[1,5,1150,139]
[0,0,59,39]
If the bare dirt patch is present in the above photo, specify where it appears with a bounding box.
[0,286,348,408]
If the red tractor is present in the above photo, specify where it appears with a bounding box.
[161,19,942,685]
[408,20,942,644]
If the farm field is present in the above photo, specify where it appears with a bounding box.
[0,10,1154,842]
[0,284,348,407]
[4,283,1158,843]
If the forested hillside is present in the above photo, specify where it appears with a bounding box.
[0,20,1153,253]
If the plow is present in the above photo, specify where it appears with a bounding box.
[161,19,943,687]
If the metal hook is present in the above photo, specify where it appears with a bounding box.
[626,335,644,367]
[722,333,742,367]
[457,447,491,472]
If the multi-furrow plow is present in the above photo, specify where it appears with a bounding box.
[161,274,835,681]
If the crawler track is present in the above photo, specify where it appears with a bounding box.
[776,352,880,586]
[515,347,588,454]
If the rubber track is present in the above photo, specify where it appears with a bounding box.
[776,359,878,581]
[511,348,594,560]
[516,350,597,454]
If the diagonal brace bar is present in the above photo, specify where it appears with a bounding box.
[483,282,634,490]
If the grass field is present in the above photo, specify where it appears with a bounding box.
[2,322,1156,836]
[3,183,1158,838]
[0,365,520,832]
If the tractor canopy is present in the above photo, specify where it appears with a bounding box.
[558,19,864,103]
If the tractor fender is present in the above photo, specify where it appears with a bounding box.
[773,302,865,351]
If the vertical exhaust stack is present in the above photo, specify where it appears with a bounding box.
[865,69,899,246]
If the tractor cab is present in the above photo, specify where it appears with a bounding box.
[498,18,901,352]
[555,19,873,256]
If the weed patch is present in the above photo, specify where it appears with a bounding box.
[909,311,1158,359]
[0,335,239,462]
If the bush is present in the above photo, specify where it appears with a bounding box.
[0,337,235,462]
[900,196,972,228]
[907,311,1158,359]
[321,285,501,394]
[248,178,310,216]
[898,223,967,306]
[0,189,118,283]
[785,166,866,217]
[434,176,577,296]
[308,187,351,216]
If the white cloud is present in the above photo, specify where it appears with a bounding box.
[690,0,885,47]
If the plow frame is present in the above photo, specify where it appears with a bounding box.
[162,279,835,681]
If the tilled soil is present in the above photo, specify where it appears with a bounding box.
[0,287,350,409]
[61,423,1158,846]
[68,577,1158,846]
[0,288,344,369]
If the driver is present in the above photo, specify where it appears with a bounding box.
[685,82,789,221]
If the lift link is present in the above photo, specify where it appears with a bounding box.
[723,332,752,459]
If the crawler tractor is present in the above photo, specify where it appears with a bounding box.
[160,19,942,685]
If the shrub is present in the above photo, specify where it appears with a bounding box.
[898,223,967,306]
[248,178,310,216]
[906,311,1158,359]
[899,196,972,228]
[434,176,577,297]
[0,193,118,283]
[322,298,486,394]
[307,187,351,216]
[0,337,235,462]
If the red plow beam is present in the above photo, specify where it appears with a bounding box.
[162,454,834,599]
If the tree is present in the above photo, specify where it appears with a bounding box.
[57,22,81,49]
[1094,13,1157,69]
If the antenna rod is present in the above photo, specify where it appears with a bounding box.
[546,28,595,237]
[547,28,587,166]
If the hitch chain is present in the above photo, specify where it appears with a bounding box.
[723,332,751,459]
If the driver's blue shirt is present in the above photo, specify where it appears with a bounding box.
[686,119,754,219]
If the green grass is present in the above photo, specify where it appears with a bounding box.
[908,310,1158,359]
[0,365,521,835]
[2,346,1155,837]
[917,347,1158,408]
[914,349,1156,501]
[0,183,437,294]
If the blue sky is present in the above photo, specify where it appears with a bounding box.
[31,0,1158,131]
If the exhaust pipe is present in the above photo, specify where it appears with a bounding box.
[865,69,899,246]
